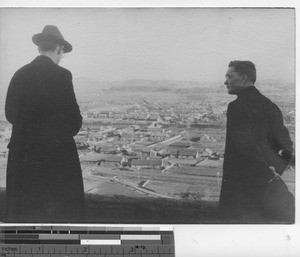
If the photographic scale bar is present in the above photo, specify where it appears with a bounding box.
[0,226,175,257]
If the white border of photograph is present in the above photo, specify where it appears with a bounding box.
[0,1,299,257]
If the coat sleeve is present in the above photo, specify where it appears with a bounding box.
[5,71,23,125]
[5,68,37,147]
[269,104,293,160]
[57,70,82,137]
[265,103,293,174]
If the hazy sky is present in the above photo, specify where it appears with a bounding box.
[0,8,295,90]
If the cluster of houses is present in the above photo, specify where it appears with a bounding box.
[78,123,223,171]
[0,118,224,172]
[0,127,10,157]
[81,100,226,126]
[284,108,295,125]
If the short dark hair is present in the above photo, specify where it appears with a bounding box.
[228,60,256,83]
[38,41,60,52]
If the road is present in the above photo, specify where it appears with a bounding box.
[82,165,181,199]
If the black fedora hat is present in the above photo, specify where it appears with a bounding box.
[32,25,72,53]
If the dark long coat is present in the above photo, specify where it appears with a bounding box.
[219,86,293,216]
[5,55,85,223]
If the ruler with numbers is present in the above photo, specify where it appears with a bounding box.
[0,225,175,257]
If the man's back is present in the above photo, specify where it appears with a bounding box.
[6,55,82,147]
[5,55,85,222]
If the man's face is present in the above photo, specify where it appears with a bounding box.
[224,67,245,95]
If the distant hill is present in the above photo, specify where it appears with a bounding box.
[108,79,217,92]
[73,78,221,96]
[72,77,295,105]
[73,77,112,92]
[73,77,123,101]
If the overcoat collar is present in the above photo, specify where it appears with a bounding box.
[237,86,259,99]
[31,55,56,66]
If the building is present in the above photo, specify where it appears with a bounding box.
[178,149,199,159]
[203,148,213,157]
[79,152,105,164]
[132,145,151,156]
[146,115,159,122]
[165,158,202,167]
[96,111,112,119]
[87,112,96,119]
[131,158,162,170]
[99,155,123,167]
[100,146,119,154]
[74,136,89,149]
[169,140,190,149]
[168,149,179,158]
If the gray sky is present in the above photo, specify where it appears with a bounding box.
[0,8,295,89]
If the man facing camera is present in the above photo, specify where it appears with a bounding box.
[5,25,85,222]
[219,60,293,222]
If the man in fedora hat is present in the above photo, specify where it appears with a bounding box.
[5,25,85,222]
